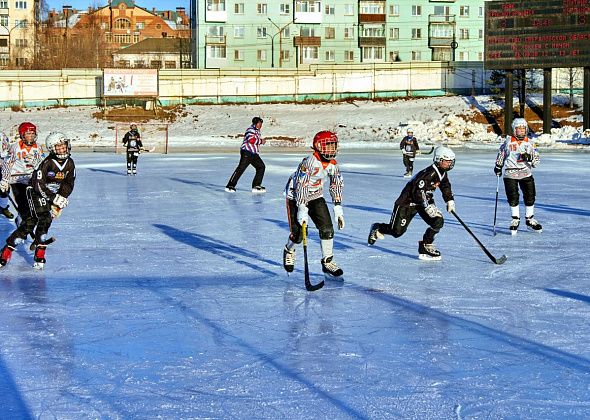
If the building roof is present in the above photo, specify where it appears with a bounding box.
[114,38,190,55]
[111,0,136,7]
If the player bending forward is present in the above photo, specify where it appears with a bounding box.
[368,146,456,261]
[282,131,345,277]
[0,131,16,220]
[0,132,75,270]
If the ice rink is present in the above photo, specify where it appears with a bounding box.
[0,150,589,419]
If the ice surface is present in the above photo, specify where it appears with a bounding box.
[0,150,589,418]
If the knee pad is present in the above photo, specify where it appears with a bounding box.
[318,227,334,240]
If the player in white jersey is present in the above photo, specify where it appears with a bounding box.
[282,131,345,277]
[0,122,45,222]
[0,131,16,220]
[494,118,542,235]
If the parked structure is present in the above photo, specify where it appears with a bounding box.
[0,0,39,68]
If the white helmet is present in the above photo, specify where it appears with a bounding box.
[407,128,414,135]
[511,118,527,138]
[433,145,455,171]
[45,132,71,159]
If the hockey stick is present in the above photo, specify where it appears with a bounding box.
[492,176,500,236]
[302,222,324,291]
[420,147,435,155]
[140,146,156,153]
[451,210,507,265]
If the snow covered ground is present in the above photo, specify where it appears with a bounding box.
[0,150,589,418]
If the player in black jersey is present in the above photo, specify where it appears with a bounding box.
[122,124,143,175]
[368,146,456,261]
[0,132,76,270]
[399,128,420,177]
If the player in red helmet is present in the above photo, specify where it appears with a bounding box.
[282,130,345,278]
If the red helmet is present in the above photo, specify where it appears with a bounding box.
[18,122,37,145]
[312,131,338,160]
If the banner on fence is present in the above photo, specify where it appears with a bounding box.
[103,69,159,97]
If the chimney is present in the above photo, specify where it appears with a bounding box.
[63,5,72,18]
[176,7,185,16]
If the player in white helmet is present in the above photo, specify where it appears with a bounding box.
[400,128,420,177]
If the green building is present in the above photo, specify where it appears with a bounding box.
[192,0,486,68]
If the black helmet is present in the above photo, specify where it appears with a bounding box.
[252,117,263,125]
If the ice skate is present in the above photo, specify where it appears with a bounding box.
[252,186,266,194]
[368,223,384,245]
[127,169,132,175]
[321,256,343,277]
[0,244,15,267]
[403,171,412,178]
[418,241,441,261]
[225,186,236,193]
[526,216,542,233]
[510,216,520,236]
[33,245,46,270]
[283,246,295,273]
[1,206,15,221]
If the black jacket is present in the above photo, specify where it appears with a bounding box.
[395,164,453,208]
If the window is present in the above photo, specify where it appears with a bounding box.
[280,3,290,14]
[165,61,176,69]
[257,49,266,61]
[0,1,7,7]
[478,52,483,61]
[343,4,354,15]
[302,46,318,59]
[208,45,226,58]
[133,60,145,68]
[234,26,244,38]
[15,38,27,47]
[300,27,317,37]
[208,26,224,36]
[411,5,421,16]
[344,50,354,61]
[150,60,162,68]
[325,4,334,15]
[0,39,6,47]
[389,27,399,40]
[460,6,469,17]
[433,6,450,16]
[325,50,335,61]
[257,27,267,38]
[479,6,484,17]
[234,3,244,14]
[14,19,26,27]
[114,18,131,29]
[133,34,139,43]
[362,26,384,37]
[411,51,421,60]
[296,1,321,13]
[363,47,384,60]
[360,2,384,14]
[257,3,267,14]
[15,1,26,9]
[0,54,9,66]
[459,51,469,60]
[136,22,144,30]
[283,27,291,38]
[344,27,354,39]
[479,29,483,39]
[207,0,225,12]
[389,50,399,62]
[431,24,452,38]
[114,34,132,44]
[0,15,7,26]
[325,27,335,39]
[16,57,27,66]
[460,29,469,39]
[116,60,130,68]
[234,50,244,60]
[389,4,399,16]
[280,50,290,61]
[411,28,422,39]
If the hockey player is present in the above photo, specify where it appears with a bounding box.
[0,122,45,222]
[225,117,266,193]
[400,128,420,177]
[122,124,143,175]
[0,132,75,269]
[0,131,15,220]
[494,117,542,234]
[368,146,456,261]
[282,131,345,277]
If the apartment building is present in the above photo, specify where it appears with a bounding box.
[193,0,486,68]
[0,0,38,68]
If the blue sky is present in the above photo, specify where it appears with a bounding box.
[45,1,189,12]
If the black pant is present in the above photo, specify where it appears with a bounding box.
[286,197,334,244]
[127,151,139,171]
[375,203,444,244]
[6,187,52,247]
[503,176,536,207]
[403,154,415,172]
[226,150,265,189]
[10,183,30,218]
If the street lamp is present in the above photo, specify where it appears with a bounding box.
[0,21,28,68]
[267,17,295,68]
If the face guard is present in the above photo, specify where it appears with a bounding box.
[313,131,338,160]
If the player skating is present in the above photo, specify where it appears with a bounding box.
[400,128,419,177]
[0,132,75,269]
[368,146,456,261]
[225,117,266,193]
[0,131,16,220]
[494,118,542,235]
[282,131,345,277]
[122,124,143,175]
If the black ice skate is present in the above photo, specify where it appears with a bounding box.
[283,246,295,273]
[1,206,15,221]
[33,245,47,270]
[368,223,384,245]
[403,171,412,178]
[418,241,442,261]
[526,216,543,233]
[321,256,343,277]
[252,186,266,194]
[0,244,15,267]
[510,216,520,236]
[225,186,236,193]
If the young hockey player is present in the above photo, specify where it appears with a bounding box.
[368,146,456,261]
[0,132,75,270]
[225,117,266,193]
[0,122,45,222]
[494,117,542,235]
[400,128,420,177]
[122,124,143,175]
[282,131,345,277]
[0,131,15,220]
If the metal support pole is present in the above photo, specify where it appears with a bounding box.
[584,67,590,131]
[543,68,552,134]
[504,70,513,136]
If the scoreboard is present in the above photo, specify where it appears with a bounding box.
[485,0,590,69]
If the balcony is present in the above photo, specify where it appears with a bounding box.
[359,13,386,23]
[429,37,454,48]
[205,9,227,23]
[294,11,322,24]
[293,36,321,47]
[205,35,226,45]
[428,14,456,24]
[359,36,386,47]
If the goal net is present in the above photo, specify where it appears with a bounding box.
[115,122,169,154]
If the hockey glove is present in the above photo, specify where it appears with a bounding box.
[424,204,442,219]
[0,180,9,193]
[494,165,502,176]
[53,194,69,208]
[297,205,309,226]
[333,204,345,230]
[531,154,540,167]
[520,152,532,162]
[446,200,455,214]
[50,205,62,219]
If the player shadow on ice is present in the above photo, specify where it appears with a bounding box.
[462,96,503,135]
[168,177,224,191]
[154,224,280,277]
[543,288,590,305]
[0,356,32,419]
[87,168,127,177]
[262,218,354,251]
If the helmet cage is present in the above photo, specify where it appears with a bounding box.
[18,122,37,145]
[433,146,455,171]
[45,132,71,159]
[313,131,338,160]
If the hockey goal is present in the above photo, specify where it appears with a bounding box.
[115,122,169,154]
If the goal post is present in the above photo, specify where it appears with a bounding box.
[115,122,169,154]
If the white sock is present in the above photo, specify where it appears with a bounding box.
[511,206,520,218]
[0,196,8,208]
[320,239,333,260]
[285,239,296,251]
[525,205,534,219]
